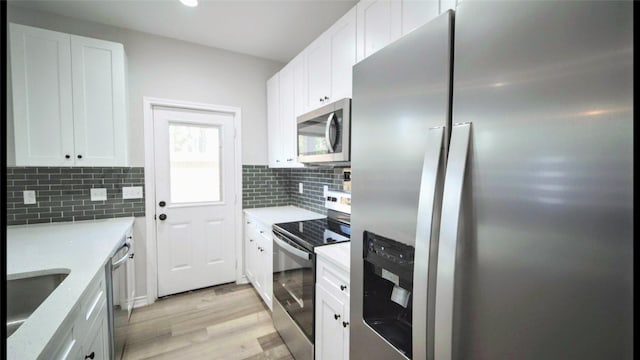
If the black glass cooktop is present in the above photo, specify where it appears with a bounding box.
[273,217,350,251]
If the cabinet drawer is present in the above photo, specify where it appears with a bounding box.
[51,326,80,360]
[78,271,107,333]
[317,257,350,296]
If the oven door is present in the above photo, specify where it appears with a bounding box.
[297,98,350,163]
[272,230,315,341]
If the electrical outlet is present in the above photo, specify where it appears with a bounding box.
[23,190,36,204]
[299,182,303,194]
[122,186,143,199]
[90,188,107,201]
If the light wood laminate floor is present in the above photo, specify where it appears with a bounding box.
[123,283,294,360]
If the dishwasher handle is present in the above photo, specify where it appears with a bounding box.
[112,241,132,270]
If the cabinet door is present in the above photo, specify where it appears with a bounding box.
[316,284,347,360]
[305,36,331,111]
[259,231,273,310]
[267,73,283,167]
[125,231,136,317]
[9,23,75,166]
[81,305,109,360]
[402,0,440,35]
[244,223,256,283]
[330,6,357,101]
[71,35,127,166]
[356,0,403,62]
[278,63,303,168]
[440,0,457,13]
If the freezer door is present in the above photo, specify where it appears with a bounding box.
[440,1,633,359]
[350,10,453,360]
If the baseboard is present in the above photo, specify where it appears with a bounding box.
[236,275,249,285]
[133,295,149,308]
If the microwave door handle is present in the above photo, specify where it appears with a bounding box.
[434,122,472,360]
[325,112,335,153]
[273,233,311,260]
[412,126,445,360]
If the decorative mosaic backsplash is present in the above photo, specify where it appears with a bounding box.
[6,167,145,225]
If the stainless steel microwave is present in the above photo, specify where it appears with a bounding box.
[297,98,351,165]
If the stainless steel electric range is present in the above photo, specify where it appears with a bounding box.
[272,190,351,360]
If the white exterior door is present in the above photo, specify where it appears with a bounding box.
[153,106,237,297]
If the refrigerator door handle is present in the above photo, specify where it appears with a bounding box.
[434,122,472,360]
[412,126,445,360]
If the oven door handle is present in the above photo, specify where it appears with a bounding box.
[273,233,312,260]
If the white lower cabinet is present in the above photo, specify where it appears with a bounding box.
[49,269,109,360]
[244,214,274,310]
[315,253,350,360]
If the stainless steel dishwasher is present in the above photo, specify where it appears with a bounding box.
[106,231,135,360]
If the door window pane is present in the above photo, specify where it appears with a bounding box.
[169,124,221,203]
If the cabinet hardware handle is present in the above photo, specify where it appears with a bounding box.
[158,214,167,220]
[129,253,135,259]
[334,314,341,320]
[77,154,83,159]
[65,154,71,159]
[259,230,264,234]
[286,158,293,161]
[319,98,324,102]
[250,239,254,242]
[85,352,95,359]
[340,285,347,291]
[342,321,350,328]
[159,201,166,207]
[324,96,329,100]
[276,160,280,162]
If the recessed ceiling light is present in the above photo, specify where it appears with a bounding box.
[179,0,198,7]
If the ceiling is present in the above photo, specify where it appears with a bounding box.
[9,0,358,63]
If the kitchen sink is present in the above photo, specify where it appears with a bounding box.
[7,272,69,337]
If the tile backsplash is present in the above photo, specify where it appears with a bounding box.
[242,165,345,214]
[6,167,145,225]
[6,165,346,225]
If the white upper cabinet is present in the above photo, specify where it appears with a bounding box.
[402,0,440,35]
[356,0,402,62]
[10,23,75,166]
[305,5,357,112]
[9,23,128,167]
[71,35,127,166]
[330,6,358,102]
[266,73,281,168]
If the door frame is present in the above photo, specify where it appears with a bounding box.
[143,97,243,304]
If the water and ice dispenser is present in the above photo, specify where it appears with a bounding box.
[362,231,415,358]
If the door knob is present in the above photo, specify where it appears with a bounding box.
[158,214,167,220]
[159,201,166,207]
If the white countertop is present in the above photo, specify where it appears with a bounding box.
[315,242,351,272]
[6,217,135,360]
[244,205,325,224]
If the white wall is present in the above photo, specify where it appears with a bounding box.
[6,5,283,166]
[6,5,284,297]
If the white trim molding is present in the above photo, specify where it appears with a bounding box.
[142,97,243,305]
[132,295,149,309]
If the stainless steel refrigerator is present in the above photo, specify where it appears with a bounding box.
[350,1,633,360]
